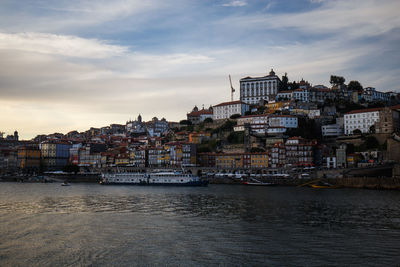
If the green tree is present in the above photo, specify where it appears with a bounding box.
[203,118,213,123]
[330,75,345,86]
[179,120,192,125]
[347,80,363,92]
[230,114,241,119]
[369,125,375,134]
[280,73,289,91]
[353,129,362,135]
[227,131,244,144]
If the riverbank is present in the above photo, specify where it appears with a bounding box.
[207,176,400,190]
[2,174,400,190]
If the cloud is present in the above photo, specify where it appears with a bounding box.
[217,0,400,38]
[0,32,128,58]
[0,0,399,139]
[222,1,248,7]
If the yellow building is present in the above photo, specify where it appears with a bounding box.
[17,146,41,170]
[216,153,243,169]
[250,153,269,168]
[265,101,289,113]
[189,132,211,144]
[115,154,129,165]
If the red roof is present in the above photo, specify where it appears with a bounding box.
[187,109,213,116]
[213,100,245,107]
[269,115,296,118]
[345,107,383,114]
[239,114,268,118]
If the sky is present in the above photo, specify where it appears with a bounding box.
[0,0,399,140]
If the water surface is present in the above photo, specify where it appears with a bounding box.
[0,183,399,266]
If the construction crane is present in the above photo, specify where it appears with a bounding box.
[229,75,235,101]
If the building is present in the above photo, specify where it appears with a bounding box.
[213,100,250,120]
[309,87,336,103]
[197,153,216,167]
[268,115,298,128]
[182,143,197,166]
[188,132,211,144]
[376,106,400,134]
[146,117,169,137]
[187,106,213,124]
[336,144,347,168]
[343,107,399,135]
[344,108,381,135]
[321,124,343,137]
[285,137,315,167]
[166,142,183,167]
[363,87,390,102]
[17,145,41,172]
[234,114,269,134]
[39,140,72,170]
[126,114,146,135]
[214,152,268,169]
[240,69,281,105]
[265,101,290,113]
[276,91,293,101]
[131,148,147,167]
[292,89,309,102]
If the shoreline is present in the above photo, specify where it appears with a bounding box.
[1,174,400,190]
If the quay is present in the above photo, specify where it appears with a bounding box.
[2,163,400,190]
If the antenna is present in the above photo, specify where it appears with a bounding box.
[229,75,235,101]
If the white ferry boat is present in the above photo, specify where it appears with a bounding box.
[100,170,208,186]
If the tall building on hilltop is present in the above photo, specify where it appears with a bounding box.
[240,69,281,105]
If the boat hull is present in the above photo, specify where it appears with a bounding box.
[242,182,275,186]
[100,180,209,186]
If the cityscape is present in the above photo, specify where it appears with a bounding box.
[1,0,400,266]
[1,69,400,184]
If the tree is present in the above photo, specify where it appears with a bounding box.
[230,114,241,119]
[369,125,375,134]
[287,81,299,90]
[179,120,192,125]
[353,129,362,135]
[347,80,363,92]
[330,75,345,86]
[280,73,289,91]
[203,118,213,123]
[227,132,244,144]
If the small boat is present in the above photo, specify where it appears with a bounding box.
[61,181,70,186]
[310,182,340,189]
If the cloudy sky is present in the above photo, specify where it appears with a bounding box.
[1,0,399,139]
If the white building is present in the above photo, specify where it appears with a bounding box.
[322,124,343,137]
[267,127,287,135]
[213,100,250,120]
[268,115,298,128]
[363,87,390,102]
[344,108,381,135]
[276,91,293,101]
[240,69,281,105]
[234,114,269,134]
[292,89,309,102]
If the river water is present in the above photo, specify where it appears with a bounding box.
[0,183,399,266]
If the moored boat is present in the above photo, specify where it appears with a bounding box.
[100,170,208,186]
